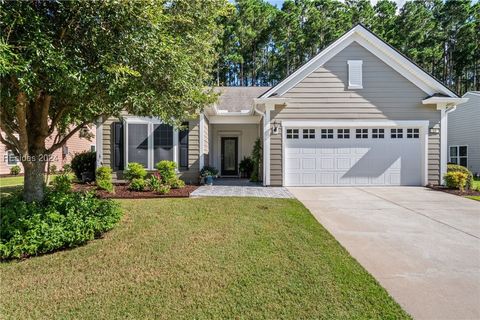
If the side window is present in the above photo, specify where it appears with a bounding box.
[179,122,189,169]
[372,128,384,139]
[391,128,403,139]
[320,129,334,139]
[286,129,299,139]
[7,151,18,165]
[302,129,315,139]
[356,128,368,139]
[407,128,419,138]
[337,129,350,139]
[450,146,468,167]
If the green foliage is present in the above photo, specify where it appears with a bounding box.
[129,178,146,192]
[239,156,254,178]
[62,163,72,174]
[447,164,473,190]
[48,164,57,175]
[200,166,219,177]
[250,138,262,182]
[124,163,147,181]
[96,167,114,193]
[444,171,468,191]
[71,152,96,180]
[156,161,177,184]
[51,173,73,194]
[169,178,185,189]
[9,165,20,176]
[0,191,122,259]
[157,184,171,195]
[147,173,162,192]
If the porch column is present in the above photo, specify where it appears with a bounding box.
[199,113,205,170]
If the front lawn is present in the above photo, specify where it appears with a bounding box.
[0,197,409,319]
[0,175,23,187]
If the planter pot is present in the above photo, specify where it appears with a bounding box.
[205,175,213,186]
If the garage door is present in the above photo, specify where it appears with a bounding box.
[284,127,424,186]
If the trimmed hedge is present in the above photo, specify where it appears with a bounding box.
[447,164,473,190]
[0,191,122,260]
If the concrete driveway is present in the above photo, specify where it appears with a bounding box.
[288,187,480,320]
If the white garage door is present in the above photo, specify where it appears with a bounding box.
[284,127,424,186]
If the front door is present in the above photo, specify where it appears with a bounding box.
[221,137,238,176]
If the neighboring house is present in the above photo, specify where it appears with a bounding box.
[0,126,96,175]
[448,91,480,176]
[97,25,468,186]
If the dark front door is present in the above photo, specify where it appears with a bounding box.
[221,137,238,176]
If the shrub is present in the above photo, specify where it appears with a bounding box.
[71,151,96,180]
[129,178,145,191]
[157,184,171,195]
[200,166,218,177]
[9,165,21,176]
[48,164,57,175]
[250,138,262,182]
[62,163,72,173]
[147,173,162,192]
[96,167,114,193]
[169,178,185,189]
[156,160,177,183]
[239,156,254,178]
[51,173,73,193]
[0,191,122,260]
[124,162,147,181]
[447,164,473,190]
[444,171,468,191]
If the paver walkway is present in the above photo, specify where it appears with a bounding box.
[191,179,293,198]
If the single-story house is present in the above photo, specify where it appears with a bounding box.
[1,126,96,175]
[448,91,480,176]
[96,24,468,186]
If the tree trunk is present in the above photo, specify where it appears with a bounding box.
[23,159,47,202]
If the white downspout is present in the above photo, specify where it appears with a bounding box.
[199,113,205,170]
[95,117,103,168]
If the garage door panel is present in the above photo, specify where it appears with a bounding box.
[284,126,423,186]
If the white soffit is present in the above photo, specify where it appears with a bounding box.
[261,25,458,99]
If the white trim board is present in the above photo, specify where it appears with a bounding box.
[261,24,457,99]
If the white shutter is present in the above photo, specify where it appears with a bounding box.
[347,60,363,89]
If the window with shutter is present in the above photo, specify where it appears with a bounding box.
[113,122,124,170]
[179,122,189,170]
[347,60,363,89]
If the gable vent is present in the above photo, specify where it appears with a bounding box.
[347,60,363,89]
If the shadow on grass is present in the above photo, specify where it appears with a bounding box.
[0,185,22,197]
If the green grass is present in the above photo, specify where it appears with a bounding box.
[473,177,480,191]
[0,175,23,187]
[0,197,409,319]
[466,196,480,201]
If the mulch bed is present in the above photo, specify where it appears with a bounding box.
[73,183,198,199]
[429,185,480,197]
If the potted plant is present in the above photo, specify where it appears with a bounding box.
[239,157,254,179]
[200,166,219,186]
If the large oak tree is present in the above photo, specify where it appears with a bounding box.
[0,0,228,202]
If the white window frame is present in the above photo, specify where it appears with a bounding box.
[347,60,363,89]
[124,117,178,170]
[302,128,315,139]
[286,129,299,139]
[448,145,468,167]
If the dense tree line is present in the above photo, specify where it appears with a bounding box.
[214,0,479,95]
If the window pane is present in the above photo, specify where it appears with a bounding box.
[450,146,457,157]
[128,124,149,167]
[459,146,467,157]
[153,124,173,165]
[450,157,458,165]
[459,157,467,167]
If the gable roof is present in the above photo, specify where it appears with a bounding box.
[214,86,271,112]
[261,24,458,99]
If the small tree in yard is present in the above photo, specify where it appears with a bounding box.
[0,0,228,202]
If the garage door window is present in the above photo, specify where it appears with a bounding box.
[302,129,315,139]
[406,128,419,138]
[391,128,403,139]
[337,129,350,139]
[321,129,334,139]
[449,146,467,167]
[356,128,368,139]
[286,129,299,139]
[372,129,384,139]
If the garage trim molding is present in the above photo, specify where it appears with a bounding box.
[281,120,430,187]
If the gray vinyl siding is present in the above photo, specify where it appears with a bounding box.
[448,93,480,175]
[101,115,200,184]
[270,41,441,186]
